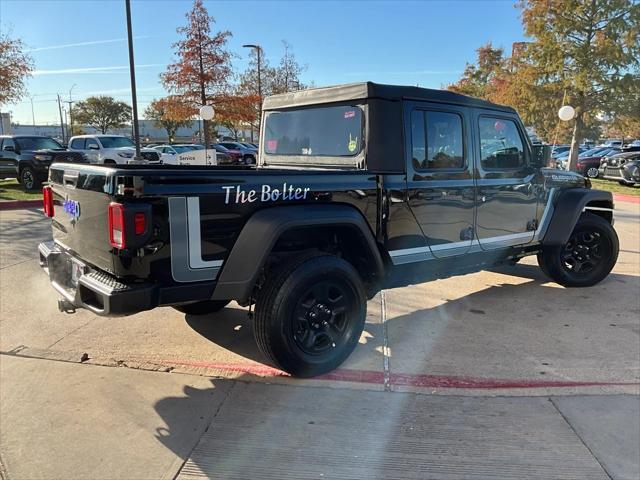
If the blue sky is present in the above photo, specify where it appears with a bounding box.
[1,0,527,124]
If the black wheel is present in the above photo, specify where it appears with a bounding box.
[586,167,599,178]
[538,212,618,287]
[244,155,255,165]
[20,166,41,191]
[254,253,366,377]
[536,252,552,278]
[173,300,230,315]
[104,159,117,165]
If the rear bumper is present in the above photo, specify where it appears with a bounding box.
[38,241,218,316]
[38,241,158,316]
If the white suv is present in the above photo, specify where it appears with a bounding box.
[68,135,161,164]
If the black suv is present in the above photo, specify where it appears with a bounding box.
[0,135,84,190]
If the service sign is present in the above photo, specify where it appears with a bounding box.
[177,149,217,166]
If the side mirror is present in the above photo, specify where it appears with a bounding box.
[531,144,551,168]
[88,144,100,150]
[3,145,15,152]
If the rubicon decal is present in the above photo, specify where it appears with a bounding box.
[221,183,311,204]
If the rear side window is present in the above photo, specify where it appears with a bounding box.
[411,110,465,170]
[264,105,363,157]
[70,138,85,149]
[479,117,525,169]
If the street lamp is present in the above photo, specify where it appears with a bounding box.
[125,0,141,159]
[243,43,262,143]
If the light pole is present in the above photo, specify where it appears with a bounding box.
[242,43,262,143]
[125,0,141,159]
[68,83,77,135]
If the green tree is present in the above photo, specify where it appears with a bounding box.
[144,97,192,142]
[73,96,132,134]
[519,0,640,170]
[0,31,33,106]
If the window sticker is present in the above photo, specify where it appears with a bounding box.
[344,110,356,119]
[348,134,358,153]
[267,139,278,151]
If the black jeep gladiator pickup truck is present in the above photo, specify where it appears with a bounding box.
[39,82,619,377]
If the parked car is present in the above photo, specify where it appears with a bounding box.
[217,141,257,164]
[571,147,621,178]
[39,82,618,377]
[68,135,161,165]
[0,135,85,190]
[212,143,243,164]
[598,151,640,186]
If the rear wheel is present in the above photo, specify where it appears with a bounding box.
[20,166,41,191]
[244,155,255,165]
[173,300,230,315]
[254,252,366,377]
[538,212,618,287]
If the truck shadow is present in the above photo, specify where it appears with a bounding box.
[182,262,640,377]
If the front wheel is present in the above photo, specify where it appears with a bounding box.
[586,167,599,178]
[254,253,366,377]
[538,212,618,287]
[20,166,41,191]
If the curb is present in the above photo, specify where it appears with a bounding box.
[613,193,640,204]
[0,200,42,211]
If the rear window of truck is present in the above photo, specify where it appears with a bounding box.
[264,105,363,158]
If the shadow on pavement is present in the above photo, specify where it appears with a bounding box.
[181,262,639,384]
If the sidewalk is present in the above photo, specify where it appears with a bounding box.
[1,354,638,480]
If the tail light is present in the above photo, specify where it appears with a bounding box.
[134,212,146,235]
[108,203,149,249]
[43,186,54,217]
[108,203,126,249]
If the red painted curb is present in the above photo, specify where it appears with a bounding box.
[160,359,639,390]
[613,193,640,204]
[0,200,42,211]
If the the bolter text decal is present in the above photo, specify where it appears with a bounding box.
[221,183,310,204]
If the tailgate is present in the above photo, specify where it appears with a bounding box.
[48,164,115,273]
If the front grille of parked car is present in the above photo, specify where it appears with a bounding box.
[141,151,160,162]
[52,151,86,163]
[604,167,622,177]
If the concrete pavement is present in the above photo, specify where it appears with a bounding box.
[0,201,638,479]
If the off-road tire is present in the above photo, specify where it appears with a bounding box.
[20,166,42,191]
[254,252,366,377]
[173,300,231,315]
[538,212,618,287]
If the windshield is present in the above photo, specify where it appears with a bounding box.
[264,105,363,157]
[98,137,135,148]
[15,137,63,151]
[580,147,607,157]
[173,146,191,153]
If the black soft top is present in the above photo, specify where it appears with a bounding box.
[262,81,515,113]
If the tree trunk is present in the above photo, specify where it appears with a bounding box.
[567,112,584,172]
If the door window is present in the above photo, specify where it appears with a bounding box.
[2,138,15,150]
[85,138,100,150]
[70,138,85,149]
[478,117,525,169]
[411,110,465,170]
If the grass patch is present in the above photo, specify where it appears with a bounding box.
[0,179,42,202]
[590,178,640,196]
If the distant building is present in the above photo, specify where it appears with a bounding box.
[7,119,255,144]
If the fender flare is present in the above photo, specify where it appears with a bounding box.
[542,188,613,246]
[212,204,384,302]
